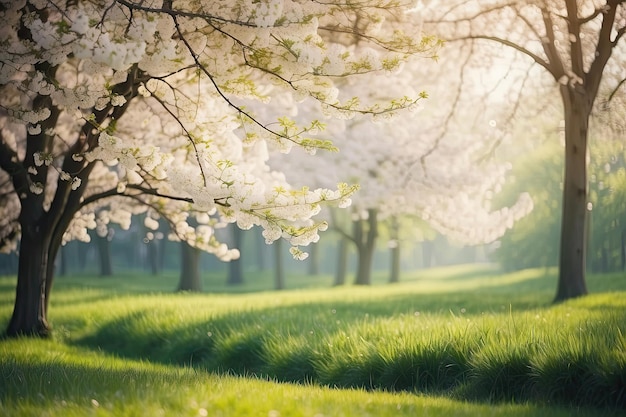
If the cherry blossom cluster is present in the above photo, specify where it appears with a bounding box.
[268,62,534,246]
[0,0,437,258]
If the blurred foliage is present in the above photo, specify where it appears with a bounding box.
[494,138,626,272]
[492,141,563,270]
[588,139,626,272]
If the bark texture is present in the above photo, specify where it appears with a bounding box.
[354,209,378,285]
[178,242,202,292]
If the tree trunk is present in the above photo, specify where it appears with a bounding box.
[354,243,374,285]
[6,62,135,337]
[227,226,244,285]
[354,209,378,286]
[178,242,202,292]
[275,239,284,290]
[6,230,52,337]
[389,243,400,283]
[620,229,626,271]
[96,232,113,277]
[334,237,348,286]
[389,217,400,283]
[77,241,89,271]
[146,239,159,276]
[554,90,589,302]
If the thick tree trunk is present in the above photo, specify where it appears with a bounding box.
[7,231,52,337]
[354,243,374,285]
[178,242,202,292]
[554,91,589,302]
[334,237,348,286]
[6,63,136,337]
[227,226,244,285]
[354,209,378,286]
[275,239,284,290]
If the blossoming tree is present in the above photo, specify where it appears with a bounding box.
[0,0,439,336]
[269,69,533,285]
[419,0,626,301]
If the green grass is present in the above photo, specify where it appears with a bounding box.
[1,264,625,416]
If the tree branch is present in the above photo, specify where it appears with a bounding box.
[114,0,256,27]
[565,0,584,77]
[329,208,357,245]
[143,81,209,187]
[447,34,551,74]
[608,77,626,102]
[539,6,566,81]
[586,0,621,98]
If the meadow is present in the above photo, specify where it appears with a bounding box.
[1,264,625,416]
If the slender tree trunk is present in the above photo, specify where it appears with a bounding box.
[77,241,89,271]
[554,90,589,302]
[97,232,113,277]
[620,229,626,271]
[178,242,202,292]
[146,239,159,276]
[227,226,244,285]
[389,217,400,283]
[354,209,378,286]
[275,239,284,290]
[334,237,348,286]
[389,243,400,283]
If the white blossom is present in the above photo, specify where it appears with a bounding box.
[0,0,439,260]
[71,177,82,190]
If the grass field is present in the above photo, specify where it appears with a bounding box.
[1,264,625,416]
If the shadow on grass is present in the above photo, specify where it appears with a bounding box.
[5,353,615,417]
[73,287,626,410]
[0,355,194,401]
[3,267,626,411]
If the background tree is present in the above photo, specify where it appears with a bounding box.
[0,0,439,336]
[421,0,626,301]
[178,241,202,292]
[270,70,533,285]
[274,238,285,290]
[226,225,244,286]
[493,86,626,273]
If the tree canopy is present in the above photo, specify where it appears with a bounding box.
[0,0,439,336]
[419,0,626,301]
